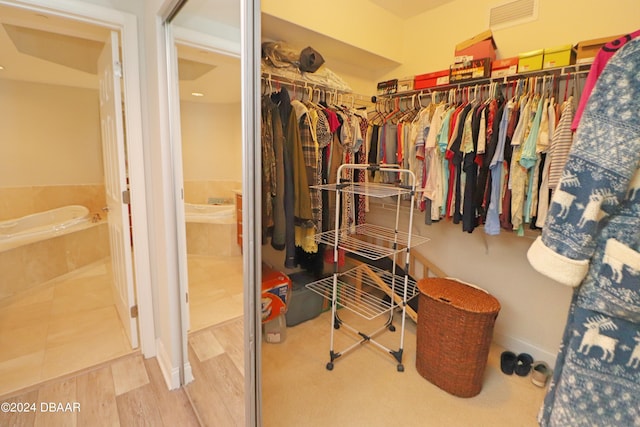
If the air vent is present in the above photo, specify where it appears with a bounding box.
[489,0,538,30]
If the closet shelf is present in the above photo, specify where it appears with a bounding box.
[306,264,419,321]
[376,62,592,99]
[314,223,430,260]
[311,181,412,198]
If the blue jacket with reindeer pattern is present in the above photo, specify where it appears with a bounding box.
[527,36,640,426]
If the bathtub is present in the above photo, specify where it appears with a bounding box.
[184,202,239,257]
[0,205,108,300]
[184,202,235,225]
[0,205,91,249]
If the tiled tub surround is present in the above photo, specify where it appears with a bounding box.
[185,203,239,257]
[0,213,109,301]
[183,181,241,257]
[0,185,106,221]
[182,180,241,206]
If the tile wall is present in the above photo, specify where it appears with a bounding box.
[0,222,109,301]
[0,185,106,221]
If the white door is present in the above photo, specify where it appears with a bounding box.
[98,30,139,349]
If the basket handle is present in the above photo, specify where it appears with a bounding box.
[445,277,489,294]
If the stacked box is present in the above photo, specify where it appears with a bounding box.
[518,49,544,72]
[543,45,576,69]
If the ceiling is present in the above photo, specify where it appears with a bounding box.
[0,2,241,104]
[369,0,455,19]
[0,0,453,101]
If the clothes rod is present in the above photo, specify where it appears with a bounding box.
[262,73,371,103]
[373,62,592,101]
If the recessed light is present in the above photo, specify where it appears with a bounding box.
[0,66,4,70]
[191,92,204,97]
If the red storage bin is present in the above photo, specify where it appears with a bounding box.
[261,263,292,323]
[414,70,450,90]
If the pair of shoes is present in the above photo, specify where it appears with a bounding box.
[500,351,534,376]
[500,351,517,374]
[514,353,534,376]
[531,361,552,387]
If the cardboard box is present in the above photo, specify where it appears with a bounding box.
[377,79,398,95]
[518,49,544,72]
[414,69,450,90]
[397,77,414,92]
[261,263,292,323]
[455,29,497,61]
[449,58,491,83]
[491,57,518,78]
[576,34,623,64]
[543,45,576,69]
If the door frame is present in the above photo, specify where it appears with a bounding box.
[163,0,262,423]
[0,0,155,356]
[165,22,243,384]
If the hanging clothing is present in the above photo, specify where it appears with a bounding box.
[547,99,574,190]
[527,37,640,427]
[571,29,640,131]
[484,100,513,235]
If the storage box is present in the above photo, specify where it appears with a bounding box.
[576,34,624,64]
[376,79,398,95]
[455,29,497,61]
[416,278,501,397]
[414,70,450,90]
[397,77,414,92]
[449,58,491,83]
[263,314,287,343]
[491,57,518,78]
[518,49,544,72]
[543,45,576,69]
[261,263,292,324]
[285,271,325,327]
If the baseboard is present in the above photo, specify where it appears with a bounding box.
[493,333,559,367]
[183,361,194,384]
[156,339,181,390]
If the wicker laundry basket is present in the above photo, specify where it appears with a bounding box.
[416,278,501,398]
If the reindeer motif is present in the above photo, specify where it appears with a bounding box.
[602,238,640,283]
[560,170,581,187]
[551,189,576,219]
[578,315,618,362]
[577,189,615,228]
[627,333,640,369]
[626,169,640,201]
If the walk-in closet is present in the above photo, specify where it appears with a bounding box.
[258,1,640,425]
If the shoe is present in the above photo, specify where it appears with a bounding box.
[500,351,517,375]
[514,353,534,376]
[531,361,551,387]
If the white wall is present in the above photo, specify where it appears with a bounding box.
[180,101,242,182]
[367,205,573,363]
[396,0,640,77]
[0,80,103,186]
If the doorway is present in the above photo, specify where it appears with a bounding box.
[176,42,244,331]
[0,2,144,396]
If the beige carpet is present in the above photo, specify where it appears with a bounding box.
[262,309,546,427]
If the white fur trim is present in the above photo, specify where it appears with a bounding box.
[527,237,589,287]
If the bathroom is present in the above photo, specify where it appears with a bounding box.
[0,6,140,396]
[176,41,244,331]
[0,4,242,396]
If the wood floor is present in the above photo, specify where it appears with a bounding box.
[0,317,245,427]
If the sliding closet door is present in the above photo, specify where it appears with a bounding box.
[241,0,262,424]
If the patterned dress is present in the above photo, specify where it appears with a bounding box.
[527,38,640,426]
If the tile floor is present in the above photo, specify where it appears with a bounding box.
[0,254,244,397]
